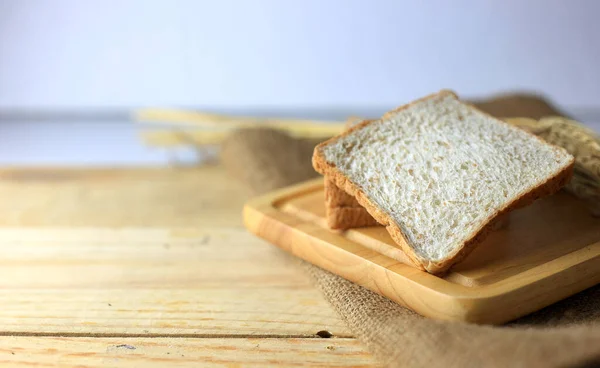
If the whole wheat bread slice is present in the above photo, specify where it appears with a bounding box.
[324,117,510,230]
[325,118,378,229]
[324,178,379,229]
[313,90,575,274]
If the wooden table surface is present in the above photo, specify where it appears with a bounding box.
[0,165,376,367]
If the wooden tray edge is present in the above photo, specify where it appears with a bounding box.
[243,179,600,324]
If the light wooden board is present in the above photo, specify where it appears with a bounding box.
[244,178,600,324]
[1,337,376,367]
[0,228,350,337]
[0,166,372,366]
[0,167,249,228]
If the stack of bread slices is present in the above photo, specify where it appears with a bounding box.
[313,90,575,274]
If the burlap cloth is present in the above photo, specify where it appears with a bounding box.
[221,96,600,367]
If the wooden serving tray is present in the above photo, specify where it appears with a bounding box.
[244,178,600,324]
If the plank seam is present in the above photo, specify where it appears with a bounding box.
[0,332,354,339]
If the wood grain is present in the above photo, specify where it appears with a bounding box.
[0,228,350,337]
[0,166,372,366]
[0,167,248,227]
[1,337,376,367]
[244,178,600,324]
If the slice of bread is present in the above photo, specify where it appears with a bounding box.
[324,178,379,229]
[324,118,378,229]
[324,116,511,231]
[313,90,575,274]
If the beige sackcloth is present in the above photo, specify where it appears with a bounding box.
[221,95,600,367]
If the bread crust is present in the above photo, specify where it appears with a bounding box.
[325,178,380,229]
[313,90,575,274]
[324,119,379,229]
[325,178,361,207]
[326,201,381,229]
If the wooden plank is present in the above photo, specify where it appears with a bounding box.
[0,167,248,227]
[0,228,350,337]
[0,336,377,367]
[0,166,369,364]
[244,178,600,324]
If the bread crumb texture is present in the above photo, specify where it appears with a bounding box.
[320,92,573,262]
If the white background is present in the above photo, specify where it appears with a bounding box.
[0,0,599,165]
[1,0,599,109]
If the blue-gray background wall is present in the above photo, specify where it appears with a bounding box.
[0,0,598,165]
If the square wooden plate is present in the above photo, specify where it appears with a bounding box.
[244,178,600,324]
